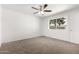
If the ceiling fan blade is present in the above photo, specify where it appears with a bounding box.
[32,7,39,10]
[44,10,52,12]
[44,4,48,9]
[33,12,39,14]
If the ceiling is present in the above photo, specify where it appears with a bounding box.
[2,4,79,17]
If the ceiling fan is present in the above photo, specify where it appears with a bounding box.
[32,4,52,15]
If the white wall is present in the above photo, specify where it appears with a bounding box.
[2,8,41,43]
[42,15,70,42]
[42,8,79,44]
[0,5,2,46]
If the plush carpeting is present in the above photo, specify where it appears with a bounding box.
[0,36,79,54]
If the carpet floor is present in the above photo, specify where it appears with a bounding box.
[0,36,79,54]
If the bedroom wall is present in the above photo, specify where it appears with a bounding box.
[0,5,2,46]
[42,7,79,43]
[42,15,70,42]
[2,8,41,43]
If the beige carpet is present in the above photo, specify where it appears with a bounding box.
[0,36,79,54]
